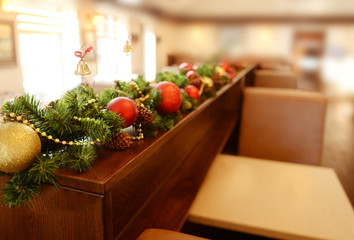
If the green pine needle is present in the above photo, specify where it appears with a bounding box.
[197,64,215,77]
[114,80,138,99]
[28,155,59,186]
[144,89,161,110]
[1,170,40,208]
[134,76,149,91]
[1,94,45,125]
[62,145,96,173]
[156,71,189,88]
[98,88,119,106]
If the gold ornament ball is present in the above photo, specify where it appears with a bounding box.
[0,122,41,173]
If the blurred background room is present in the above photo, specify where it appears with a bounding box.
[1,0,354,101]
[0,0,353,206]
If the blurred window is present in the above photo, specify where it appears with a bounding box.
[95,15,132,82]
[144,30,156,81]
[16,4,80,103]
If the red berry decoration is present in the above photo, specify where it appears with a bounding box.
[179,62,193,75]
[221,62,230,72]
[106,97,138,128]
[185,85,200,100]
[178,62,193,71]
[153,81,182,114]
[227,67,237,80]
[189,78,202,89]
[186,70,202,88]
[186,70,200,80]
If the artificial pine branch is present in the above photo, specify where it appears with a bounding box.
[28,154,59,186]
[61,86,95,117]
[98,88,119,106]
[180,92,198,112]
[154,113,181,130]
[114,80,138,99]
[1,94,45,125]
[60,145,96,173]
[156,71,188,88]
[134,76,149,91]
[138,111,182,137]
[197,64,215,77]
[139,122,158,137]
[144,89,161,110]
[73,85,96,100]
[100,110,124,134]
[74,117,110,141]
[200,88,217,102]
[1,170,40,208]
[44,103,78,137]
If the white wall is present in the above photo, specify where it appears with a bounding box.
[0,12,23,94]
[165,22,220,63]
[161,22,295,63]
[155,20,175,70]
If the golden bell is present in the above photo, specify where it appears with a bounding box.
[75,59,91,75]
[123,42,134,55]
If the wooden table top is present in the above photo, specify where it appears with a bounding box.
[189,155,354,240]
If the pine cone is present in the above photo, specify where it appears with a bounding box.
[105,132,132,150]
[136,105,154,124]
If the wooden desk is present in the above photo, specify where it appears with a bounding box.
[0,65,257,240]
[189,155,354,240]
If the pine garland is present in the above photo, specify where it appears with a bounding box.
[156,71,189,88]
[0,63,242,207]
[196,64,215,78]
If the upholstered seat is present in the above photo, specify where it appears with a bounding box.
[137,228,208,240]
[259,62,292,71]
[188,155,354,240]
[238,87,327,165]
[254,69,298,89]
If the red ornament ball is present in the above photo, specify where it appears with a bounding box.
[106,97,138,128]
[185,85,200,100]
[153,81,182,114]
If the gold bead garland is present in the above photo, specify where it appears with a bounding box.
[1,113,101,146]
[131,123,144,141]
[82,98,104,110]
[2,112,144,144]
[131,82,150,105]
[83,98,96,107]
[1,83,149,145]
[128,82,147,141]
[72,116,109,130]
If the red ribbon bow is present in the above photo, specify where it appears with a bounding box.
[75,45,93,59]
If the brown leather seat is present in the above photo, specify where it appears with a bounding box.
[238,87,327,165]
[259,62,292,71]
[254,70,298,89]
[137,228,208,240]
